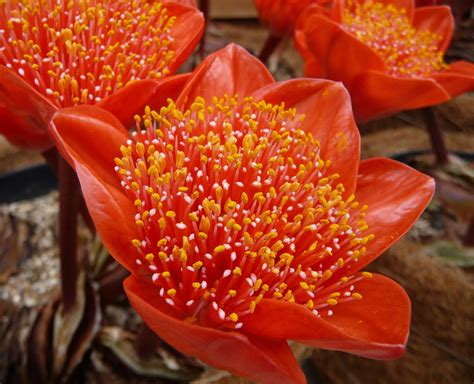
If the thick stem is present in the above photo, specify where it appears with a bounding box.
[58,157,81,313]
[258,33,282,64]
[198,0,209,59]
[135,323,160,360]
[463,216,474,247]
[423,107,449,166]
[41,147,59,176]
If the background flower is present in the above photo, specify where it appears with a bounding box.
[295,0,474,121]
[0,0,204,150]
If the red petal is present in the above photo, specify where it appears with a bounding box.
[345,158,435,273]
[97,75,190,129]
[243,273,410,359]
[431,61,474,98]
[176,44,274,107]
[350,70,450,121]
[252,79,360,195]
[303,15,385,82]
[254,0,327,37]
[164,2,205,73]
[0,66,56,150]
[413,6,454,52]
[49,106,140,272]
[124,276,306,384]
[294,5,332,78]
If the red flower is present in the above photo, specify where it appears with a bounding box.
[295,0,474,121]
[253,0,330,37]
[49,45,434,383]
[0,0,203,150]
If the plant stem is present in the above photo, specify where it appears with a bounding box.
[198,0,209,59]
[422,107,449,166]
[135,323,160,360]
[463,216,474,247]
[58,157,81,313]
[258,33,282,64]
[42,147,59,176]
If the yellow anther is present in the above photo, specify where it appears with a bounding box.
[249,301,257,313]
[352,293,363,300]
[229,313,238,322]
[327,298,338,306]
[165,210,176,219]
[214,245,226,254]
[192,261,203,270]
[132,239,141,247]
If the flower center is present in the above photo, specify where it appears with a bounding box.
[115,95,374,330]
[342,0,447,77]
[0,0,176,107]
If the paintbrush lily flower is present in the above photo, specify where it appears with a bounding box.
[0,0,204,150]
[253,0,330,37]
[295,0,474,121]
[49,45,434,384]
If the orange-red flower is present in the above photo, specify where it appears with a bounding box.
[253,0,330,37]
[49,45,434,384]
[0,0,203,150]
[295,0,474,121]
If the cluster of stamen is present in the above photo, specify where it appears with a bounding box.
[0,0,176,107]
[342,0,447,77]
[114,95,374,330]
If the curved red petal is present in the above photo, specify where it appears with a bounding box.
[431,60,474,97]
[303,15,385,81]
[413,6,454,52]
[294,5,333,78]
[243,273,410,359]
[98,75,190,129]
[345,157,435,273]
[164,2,205,73]
[49,106,140,272]
[124,276,306,384]
[252,79,360,195]
[0,107,51,150]
[0,66,56,150]
[350,70,450,121]
[176,44,274,107]
[255,0,328,37]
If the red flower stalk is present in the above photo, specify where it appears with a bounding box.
[295,0,474,122]
[0,0,204,150]
[49,45,435,384]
